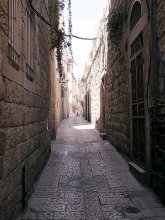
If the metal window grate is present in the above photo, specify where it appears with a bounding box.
[131,35,145,166]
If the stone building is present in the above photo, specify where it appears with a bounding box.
[61,54,70,119]
[50,48,63,139]
[67,58,82,117]
[0,1,60,219]
[50,30,69,137]
[49,0,69,133]
[83,9,108,131]
[49,0,63,139]
[84,0,165,201]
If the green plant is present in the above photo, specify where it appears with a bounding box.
[51,28,65,77]
[107,5,125,47]
[49,0,66,77]
[49,0,73,77]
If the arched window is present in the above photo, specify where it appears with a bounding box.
[130,1,141,31]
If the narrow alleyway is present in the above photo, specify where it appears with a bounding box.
[18,117,165,220]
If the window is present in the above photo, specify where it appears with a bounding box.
[26,4,34,81]
[130,1,141,31]
[129,0,149,168]
[130,32,145,165]
[8,0,20,69]
[9,0,17,47]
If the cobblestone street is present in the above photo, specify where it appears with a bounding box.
[17,117,165,220]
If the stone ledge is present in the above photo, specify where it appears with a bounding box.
[128,161,147,184]
[100,133,106,140]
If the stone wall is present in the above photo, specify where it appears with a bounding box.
[105,0,130,154]
[50,49,62,139]
[84,12,108,130]
[0,1,51,219]
[105,54,130,154]
[156,0,165,101]
[105,0,165,199]
[83,0,165,200]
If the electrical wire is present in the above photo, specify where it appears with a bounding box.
[28,0,97,41]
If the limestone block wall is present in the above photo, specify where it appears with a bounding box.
[50,49,62,139]
[90,51,103,126]
[105,0,165,180]
[156,0,165,101]
[105,0,130,154]
[84,13,108,130]
[0,1,51,219]
[105,50,130,154]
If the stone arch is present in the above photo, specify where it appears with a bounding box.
[128,0,150,171]
[130,1,142,31]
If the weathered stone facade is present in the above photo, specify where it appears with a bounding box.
[157,0,165,101]
[105,0,165,200]
[83,11,108,131]
[0,1,53,219]
[84,0,165,201]
[105,0,132,155]
[50,48,63,139]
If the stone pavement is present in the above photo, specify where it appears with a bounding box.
[17,117,165,220]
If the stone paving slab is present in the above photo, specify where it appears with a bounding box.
[17,116,165,220]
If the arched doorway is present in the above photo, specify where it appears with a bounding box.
[128,0,149,172]
[131,33,145,166]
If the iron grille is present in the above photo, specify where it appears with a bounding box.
[131,35,145,166]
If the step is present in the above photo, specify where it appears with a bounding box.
[128,161,147,184]
[100,132,106,140]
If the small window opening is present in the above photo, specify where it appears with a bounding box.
[130,1,141,31]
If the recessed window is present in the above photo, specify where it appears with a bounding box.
[9,0,17,48]
[130,1,141,31]
[8,0,20,69]
[26,5,34,81]
[131,33,143,58]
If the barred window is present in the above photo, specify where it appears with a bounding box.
[9,0,17,47]
[8,0,20,69]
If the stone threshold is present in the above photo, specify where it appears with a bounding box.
[128,161,147,184]
[99,132,106,140]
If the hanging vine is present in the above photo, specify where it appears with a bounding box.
[52,29,65,77]
[49,0,65,77]
[49,0,73,77]
[59,0,65,11]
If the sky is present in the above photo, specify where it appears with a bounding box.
[64,0,108,77]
